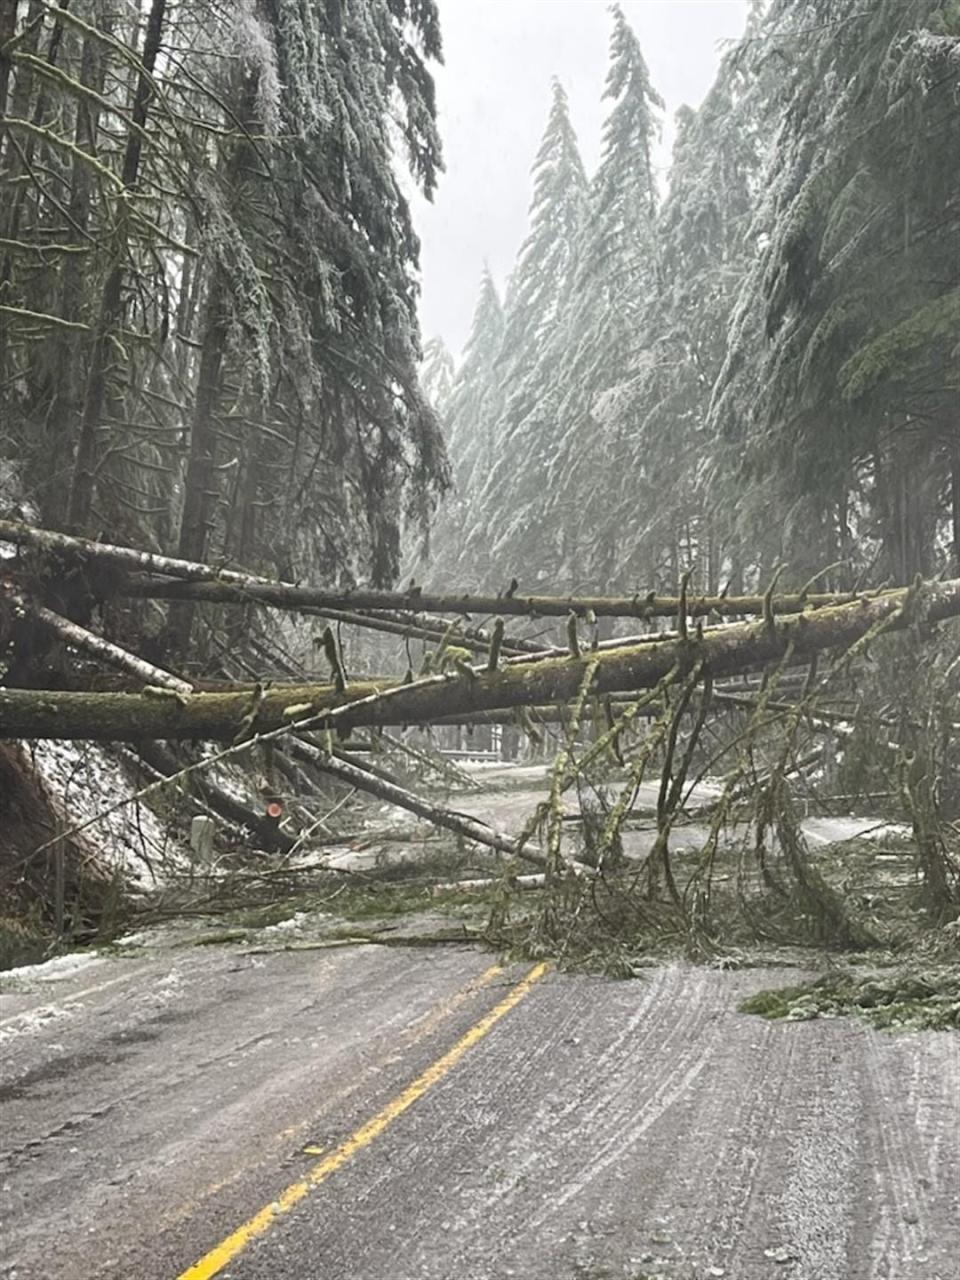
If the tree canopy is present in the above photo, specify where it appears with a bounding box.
[421,0,960,598]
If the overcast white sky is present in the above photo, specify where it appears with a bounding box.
[412,0,750,355]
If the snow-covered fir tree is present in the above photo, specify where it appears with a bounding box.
[466,79,590,585]
[425,0,959,596]
[424,269,504,588]
[536,5,664,589]
[712,0,960,581]
[420,338,456,416]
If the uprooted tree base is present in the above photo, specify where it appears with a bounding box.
[0,744,121,965]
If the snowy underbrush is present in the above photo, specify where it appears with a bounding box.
[1,741,192,967]
[24,740,186,890]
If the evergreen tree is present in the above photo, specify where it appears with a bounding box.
[445,269,505,496]
[424,269,504,588]
[540,5,664,589]
[624,35,771,592]
[428,8,665,594]
[0,0,450,660]
[420,338,455,414]
[467,79,589,584]
[195,0,449,592]
[713,0,960,580]
[499,80,590,385]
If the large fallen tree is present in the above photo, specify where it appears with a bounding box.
[0,518,872,620]
[4,517,956,956]
[2,577,957,741]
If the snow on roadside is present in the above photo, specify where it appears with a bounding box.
[0,1003,75,1043]
[1,949,102,985]
[0,955,186,1044]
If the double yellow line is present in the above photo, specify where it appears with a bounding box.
[178,961,549,1279]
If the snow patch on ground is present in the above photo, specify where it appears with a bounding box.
[0,1003,75,1043]
[0,951,105,1043]
[112,929,154,948]
[260,911,311,935]
[1,949,102,984]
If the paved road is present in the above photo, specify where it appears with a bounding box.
[1,942,957,1280]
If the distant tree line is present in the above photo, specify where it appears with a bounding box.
[424,0,960,596]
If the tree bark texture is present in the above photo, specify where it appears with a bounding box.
[67,0,167,531]
[2,578,957,741]
[0,519,883,620]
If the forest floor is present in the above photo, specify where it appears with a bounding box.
[1,769,958,1280]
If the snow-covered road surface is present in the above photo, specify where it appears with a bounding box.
[1,941,957,1280]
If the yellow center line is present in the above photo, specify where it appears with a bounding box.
[161,960,508,1232]
[177,961,549,1280]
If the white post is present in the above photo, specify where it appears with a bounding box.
[189,815,216,865]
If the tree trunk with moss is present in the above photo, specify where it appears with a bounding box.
[0,519,884,621]
[2,579,957,741]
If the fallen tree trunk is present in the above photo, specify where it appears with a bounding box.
[121,573,865,621]
[289,736,549,868]
[0,518,868,619]
[2,585,193,694]
[134,742,295,854]
[0,677,391,742]
[309,607,536,657]
[1,579,957,741]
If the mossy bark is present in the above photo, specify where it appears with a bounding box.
[2,580,957,741]
[0,518,886,620]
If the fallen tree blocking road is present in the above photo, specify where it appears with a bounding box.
[0,518,872,620]
[120,575,864,621]
[2,578,957,741]
[290,737,550,868]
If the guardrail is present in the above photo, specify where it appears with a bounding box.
[437,749,502,764]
